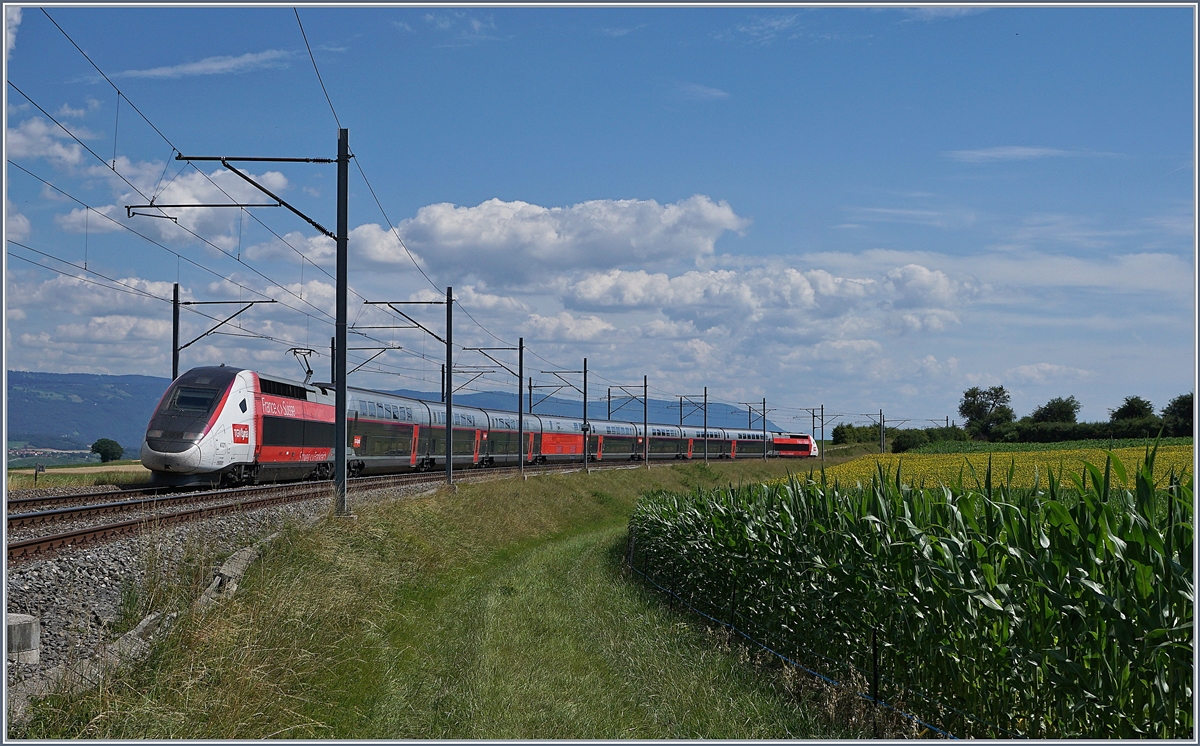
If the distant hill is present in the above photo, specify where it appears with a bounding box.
[6,370,788,459]
[7,371,172,457]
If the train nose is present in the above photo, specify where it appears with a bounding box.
[140,440,203,473]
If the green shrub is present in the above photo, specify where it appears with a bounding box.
[889,429,927,453]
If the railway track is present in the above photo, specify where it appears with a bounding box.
[7,484,185,512]
[6,460,649,562]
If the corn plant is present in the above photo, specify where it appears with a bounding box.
[628,445,1193,738]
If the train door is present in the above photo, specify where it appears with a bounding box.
[687,438,694,458]
[410,425,420,466]
[527,432,536,462]
[597,435,604,460]
[731,440,737,459]
[473,429,481,464]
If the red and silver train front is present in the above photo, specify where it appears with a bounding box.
[140,366,256,485]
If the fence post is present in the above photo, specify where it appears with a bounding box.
[627,527,634,570]
[872,625,880,737]
[728,577,738,632]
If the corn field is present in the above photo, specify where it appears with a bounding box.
[628,445,1193,738]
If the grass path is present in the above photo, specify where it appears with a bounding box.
[375,525,841,738]
[16,460,862,739]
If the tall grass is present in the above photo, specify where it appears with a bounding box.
[6,468,151,491]
[628,444,1193,738]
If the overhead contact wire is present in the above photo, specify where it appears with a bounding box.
[44,10,352,295]
[30,13,371,312]
[294,8,341,129]
[7,243,310,351]
[7,82,337,326]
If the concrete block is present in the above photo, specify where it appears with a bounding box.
[7,613,40,664]
[217,546,257,580]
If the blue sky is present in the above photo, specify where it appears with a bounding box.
[4,5,1195,431]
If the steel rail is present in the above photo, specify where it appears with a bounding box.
[7,482,318,528]
[7,486,180,511]
[5,459,686,563]
[7,457,658,514]
[7,486,326,562]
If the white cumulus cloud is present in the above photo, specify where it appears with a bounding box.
[1005,362,1093,383]
[6,200,31,241]
[525,312,614,342]
[6,6,20,63]
[388,195,748,285]
[61,162,291,246]
[6,117,89,167]
[883,264,963,309]
[570,267,818,315]
[55,315,172,343]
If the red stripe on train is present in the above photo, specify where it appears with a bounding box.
[257,446,332,463]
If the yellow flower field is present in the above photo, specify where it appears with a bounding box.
[803,445,1194,490]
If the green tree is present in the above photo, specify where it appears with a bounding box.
[1161,393,1193,437]
[1029,395,1082,424]
[958,386,1015,441]
[90,438,124,462]
[831,422,878,445]
[1110,396,1155,421]
[891,429,929,453]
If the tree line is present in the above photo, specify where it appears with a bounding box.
[831,389,1192,453]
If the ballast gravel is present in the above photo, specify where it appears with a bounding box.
[5,482,433,690]
[7,485,124,501]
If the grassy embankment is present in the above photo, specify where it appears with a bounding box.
[15,457,876,739]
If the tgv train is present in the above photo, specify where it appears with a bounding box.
[141,365,818,486]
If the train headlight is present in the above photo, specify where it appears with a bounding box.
[147,430,163,438]
[183,432,203,441]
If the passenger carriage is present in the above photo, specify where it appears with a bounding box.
[142,366,818,486]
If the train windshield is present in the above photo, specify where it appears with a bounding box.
[155,367,239,416]
[169,387,221,412]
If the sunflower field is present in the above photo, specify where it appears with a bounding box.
[628,445,1193,738]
